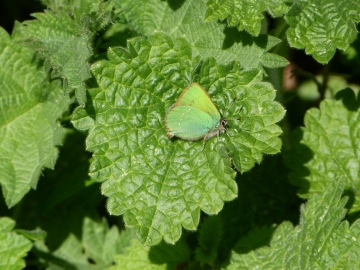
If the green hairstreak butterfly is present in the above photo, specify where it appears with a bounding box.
[165,83,227,141]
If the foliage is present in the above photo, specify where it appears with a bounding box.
[0,0,359,269]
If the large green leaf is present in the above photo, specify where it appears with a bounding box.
[227,181,360,269]
[285,0,360,63]
[115,0,288,69]
[109,229,190,270]
[214,155,301,267]
[20,0,116,105]
[34,210,120,269]
[72,31,285,245]
[0,26,70,207]
[20,11,92,105]
[0,217,32,270]
[40,0,115,31]
[206,0,291,36]
[286,88,360,214]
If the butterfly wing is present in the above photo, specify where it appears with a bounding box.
[165,106,219,140]
[176,83,221,121]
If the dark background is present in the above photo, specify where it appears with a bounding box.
[0,0,43,33]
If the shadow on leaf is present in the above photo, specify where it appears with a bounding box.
[222,28,268,50]
[167,0,186,11]
[214,155,302,267]
[148,237,190,270]
[284,127,313,196]
[335,87,360,112]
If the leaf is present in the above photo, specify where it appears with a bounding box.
[36,129,94,213]
[109,229,191,270]
[115,0,288,69]
[216,155,301,265]
[285,88,360,214]
[205,0,291,36]
[72,31,285,245]
[227,181,360,269]
[0,26,70,208]
[233,225,277,254]
[0,217,32,270]
[195,215,223,267]
[40,0,116,32]
[285,0,360,63]
[337,36,360,78]
[15,229,47,241]
[111,239,164,270]
[20,0,118,105]
[223,73,285,172]
[34,208,120,269]
[20,11,93,105]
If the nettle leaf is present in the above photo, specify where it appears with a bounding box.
[15,229,47,241]
[227,181,360,269]
[40,0,116,32]
[115,0,288,69]
[195,215,223,267]
[111,238,164,270]
[0,217,32,270]
[0,27,70,208]
[205,0,291,36]
[217,155,301,264]
[285,88,360,214]
[285,0,360,63]
[72,31,285,245]
[110,229,190,270]
[34,210,119,269]
[21,11,93,105]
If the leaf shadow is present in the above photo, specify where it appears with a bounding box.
[148,236,190,270]
[203,155,303,267]
[334,87,360,112]
[334,88,360,222]
[222,27,269,50]
[83,79,97,121]
[343,188,357,223]
[167,0,186,10]
[31,248,78,270]
[232,225,277,254]
[284,127,314,196]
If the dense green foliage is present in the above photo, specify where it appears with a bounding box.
[1,0,360,269]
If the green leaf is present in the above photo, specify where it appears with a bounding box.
[72,31,285,245]
[0,26,70,208]
[0,217,32,270]
[233,225,277,254]
[195,215,223,267]
[285,0,360,63]
[15,229,47,241]
[20,11,93,105]
[109,229,190,270]
[216,155,301,265]
[34,209,119,269]
[40,0,116,32]
[224,75,285,172]
[286,88,360,214]
[227,181,360,269]
[115,0,288,69]
[42,0,119,33]
[205,0,291,36]
[111,239,164,270]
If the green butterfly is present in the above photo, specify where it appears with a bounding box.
[165,83,227,141]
